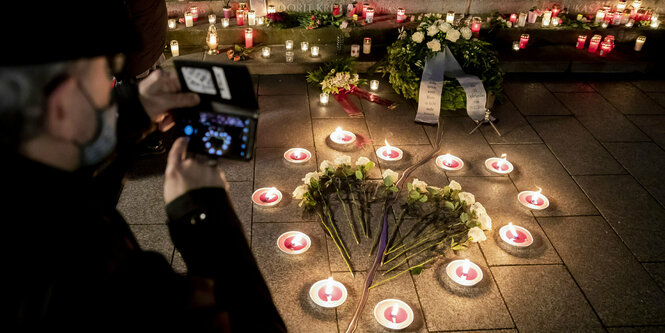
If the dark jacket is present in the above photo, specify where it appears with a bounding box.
[2,83,285,332]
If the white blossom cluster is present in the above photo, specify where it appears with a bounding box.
[409,14,473,52]
[320,69,361,94]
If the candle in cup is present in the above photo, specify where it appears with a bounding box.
[301,41,309,51]
[267,5,276,14]
[277,231,311,254]
[370,80,379,91]
[512,41,520,51]
[518,187,550,210]
[510,13,517,23]
[499,222,534,247]
[397,8,406,23]
[576,35,588,49]
[285,40,294,50]
[351,44,360,57]
[595,9,606,24]
[446,11,455,23]
[311,45,320,57]
[170,40,179,57]
[319,93,329,105]
[552,17,560,26]
[362,2,370,18]
[262,46,271,58]
[518,12,527,27]
[209,14,216,24]
[618,0,627,11]
[236,10,245,25]
[601,21,609,28]
[252,187,283,207]
[257,16,265,25]
[626,19,634,27]
[330,127,356,145]
[634,35,646,51]
[363,37,372,54]
[651,19,659,28]
[485,154,514,174]
[519,34,529,49]
[471,17,481,35]
[373,299,414,330]
[285,51,294,63]
[206,26,218,54]
[284,148,312,163]
[365,8,374,23]
[377,140,404,161]
[332,3,340,16]
[168,18,176,29]
[189,6,199,21]
[435,153,464,171]
[309,277,348,308]
[248,10,256,25]
[446,259,483,286]
[599,40,613,57]
[542,10,552,26]
[222,17,230,27]
[245,28,253,48]
[185,12,194,27]
[588,34,602,52]
[552,5,560,17]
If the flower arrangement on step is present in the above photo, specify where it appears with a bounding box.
[378,13,504,111]
[293,158,490,281]
[226,44,252,61]
[266,11,343,29]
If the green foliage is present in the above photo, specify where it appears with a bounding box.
[306,57,359,85]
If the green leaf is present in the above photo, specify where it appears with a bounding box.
[407,183,413,192]
[409,190,420,199]
[384,177,394,187]
[419,195,428,202]
[366,161,375,171]
[310,179,319,188]
[355,170,363,180]
[460,212,469,222]
[411,266,424,275]
[444,200,455,210]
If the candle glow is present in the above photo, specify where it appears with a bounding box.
[635,35,646,51]
[397,8,406,23]
[370,80,379,91]
[351,44,360,57]
[185,12,193,27]
[222,17,229,27]
[262,46,271,58]
[311,45,320,57]
[209,14,216,24]
[320,93,329,105]
[520,34,529,49]
[363,37,372,54]
[170,40,179,57]
[168,19,176,29]
[301,41,309,51]
[245,28,253,48]
[446,11,455,23]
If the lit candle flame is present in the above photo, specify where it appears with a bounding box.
[291,234,302,247]
[531,187,542,205]
[391,303,399,323]
[498,153,507,168]
[325,277,334,302]
[294,150,302,159]
[334,127,344,139]
[508,222,518,239]
[266,187,278,201]
[384,139,392,155]
[461,259,470,280]
[445,153,452,166]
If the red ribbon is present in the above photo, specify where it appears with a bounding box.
[333,85,398,118]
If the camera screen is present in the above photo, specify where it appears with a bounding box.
[180,112,253,159]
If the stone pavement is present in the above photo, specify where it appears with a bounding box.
[118,74,665,332]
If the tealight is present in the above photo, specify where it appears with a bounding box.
[499,223,534,247]
[244,28,253,48]
[301,41,309,51]
[309,277,348,308]
[209,14,216,24]
[330,127,356,145]
[517,187,550,210]
[267,5,276,14]
[170,40,180,57]
[485,154,514,174]
[222,18,230,28]
[635,35,646,51]
[363,37,372,54]
[277,231,311,254]
[446,259,483,286]
[311,45,320,57]
[377,140,403,161]
[252,187,282,207]
[168,18,176,29]
[285,39,294,50]
[257,16,265,25]
[284,148,312,163]
[435,154,464,171]
[446,11,455,23]
[373,299,414,330]
[185,12,194,27]
[262,46,271,58]
[512,41,520,51]
[320,92,329,105]
[351,44,360,57]
[370,80,379,91]
[248,10,256,25]
[285,51,294,63]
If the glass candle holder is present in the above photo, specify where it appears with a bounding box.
[248,10,256,25]
[320,92,329,105]
[634,35,646,51]
[236,10,245,25]
[245,28,253,48]
[510,13,517,23]
[595,9,606,24]
[601,21,609,28]
[209,14,216,24]
[351,44,360,57]
[222,17,230,27]
[285,40,294,50]
[370,80,379,90]
[365,8,374,23]
[206,25,218,54]
[262,46,271,58]
[519,34,529,49]
[512,41,520,51]
[257,16,265,25]
[518,12,527,26]
[363,37,371,54]
[471,17,481,34]
[626,18,635,27]
[185,12,194,27]
[588,34,602,52]
[170,40,180,57]
[397,8,406,23]
[576,35,587,49]
[285,51,294,63]
[267,5,276,14]
[362,2,370,18]
[618,0,627,11]
[542,10,552,26]
[333,4,340,16]
[168,18,176,29]
[190,6,199,21]
[446,11,455,23]
[301,41,309,51]
[599,40,613,57]
[311,45,320,57]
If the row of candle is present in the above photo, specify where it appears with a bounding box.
[511,33,646,54]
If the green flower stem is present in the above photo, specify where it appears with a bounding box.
[334,183,360,245]
[316,211,354,276]
[383,234,436,266]
[387,211,434,253]
[362,184,371,238]
[385,209,407,254]
[347,181,366,238]
[383,238,446,275]
[370,254,445,290]
[319,189,351,259]
[368,200,387,256]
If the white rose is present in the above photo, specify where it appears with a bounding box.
[468,227,487,242]
[427,25,439,36]
[445,29,461,43]
[412,178,428,193]
[292,184,309,199]
[449,180,462,191]
[426,39,441,52]
[470,202,486,217]
[460,26,472,40]
[334,155,351,167]
[477,214,492,231]
[412,31,425,43]
[458,191,475,206]
[355,156,371,166]
[382,169,399,182]
[436,13,442,18]
[302,171,322,185]
[439,22,452,33]
[425,13,432,18]
[319,160,334,171]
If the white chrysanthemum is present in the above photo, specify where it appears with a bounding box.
[468,227,487,242]
[320,160,334,171]
[427,25,439,36]
[439,22,452,33]
[302,171,322,185]
[426,39,441,52]
[334,155,351,167]
[470,202,486,217]
[355,156,371,166]
[412,31,425,43]
[449,180,462,191]
[460,26,472,40]
[292,184,309,199]
[458,191,475,206]
[446,29,461,43]
[412,178,428,193]
[382,169,399,182]
[477,214,492,231]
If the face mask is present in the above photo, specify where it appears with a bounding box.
[76,82,118,167]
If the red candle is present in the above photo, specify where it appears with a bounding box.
[245,28,253,48]
[552,6,560,17]
[236,10,245,25]
[362,2,370,18]
[600,42,613,57]
[397,8,406,23]
[588,35,602,53]
[471,17,481,35]
[613,11,623,25]
[332,4,340,16]
[510,13,517,23]
[519,34,529,49]
[576,35,587,49]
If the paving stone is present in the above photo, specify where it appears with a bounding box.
[251,222,337,333]
[574,175,665,261]
[589,81,665,115]
[335,271,428,333]
[227,181,253,239]
[216,156,254,182]
[257,95,314,148]
[554,92,650,142]
[453,177,561,266]
[258,74,308,95]
[631,80,665,92]
[498,144,598,217]
[253,147,318,222]
[423,117,502,177]
[626,115,665,149]
[118,174,167,225]
[607,327,665,333]
[647,92,665,109]
[308,84,365,119]
[481,99,542,145]
[129,224,173,262]
[441,330,517,333]
[492,265,604,333]
[503,81,570,116]
[539,216,665,326]
[643,263,665,293]
[411,244,514,331]
[528,116,626,175]
[542,81,596,93]
[604,142,665,207]
[360,94,430,146]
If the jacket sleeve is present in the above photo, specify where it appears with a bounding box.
[114,82,154,149]
[166,188,286,332]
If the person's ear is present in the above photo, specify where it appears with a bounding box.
[44,77,78,141]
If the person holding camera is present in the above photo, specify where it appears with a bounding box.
[1,2,285,331]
